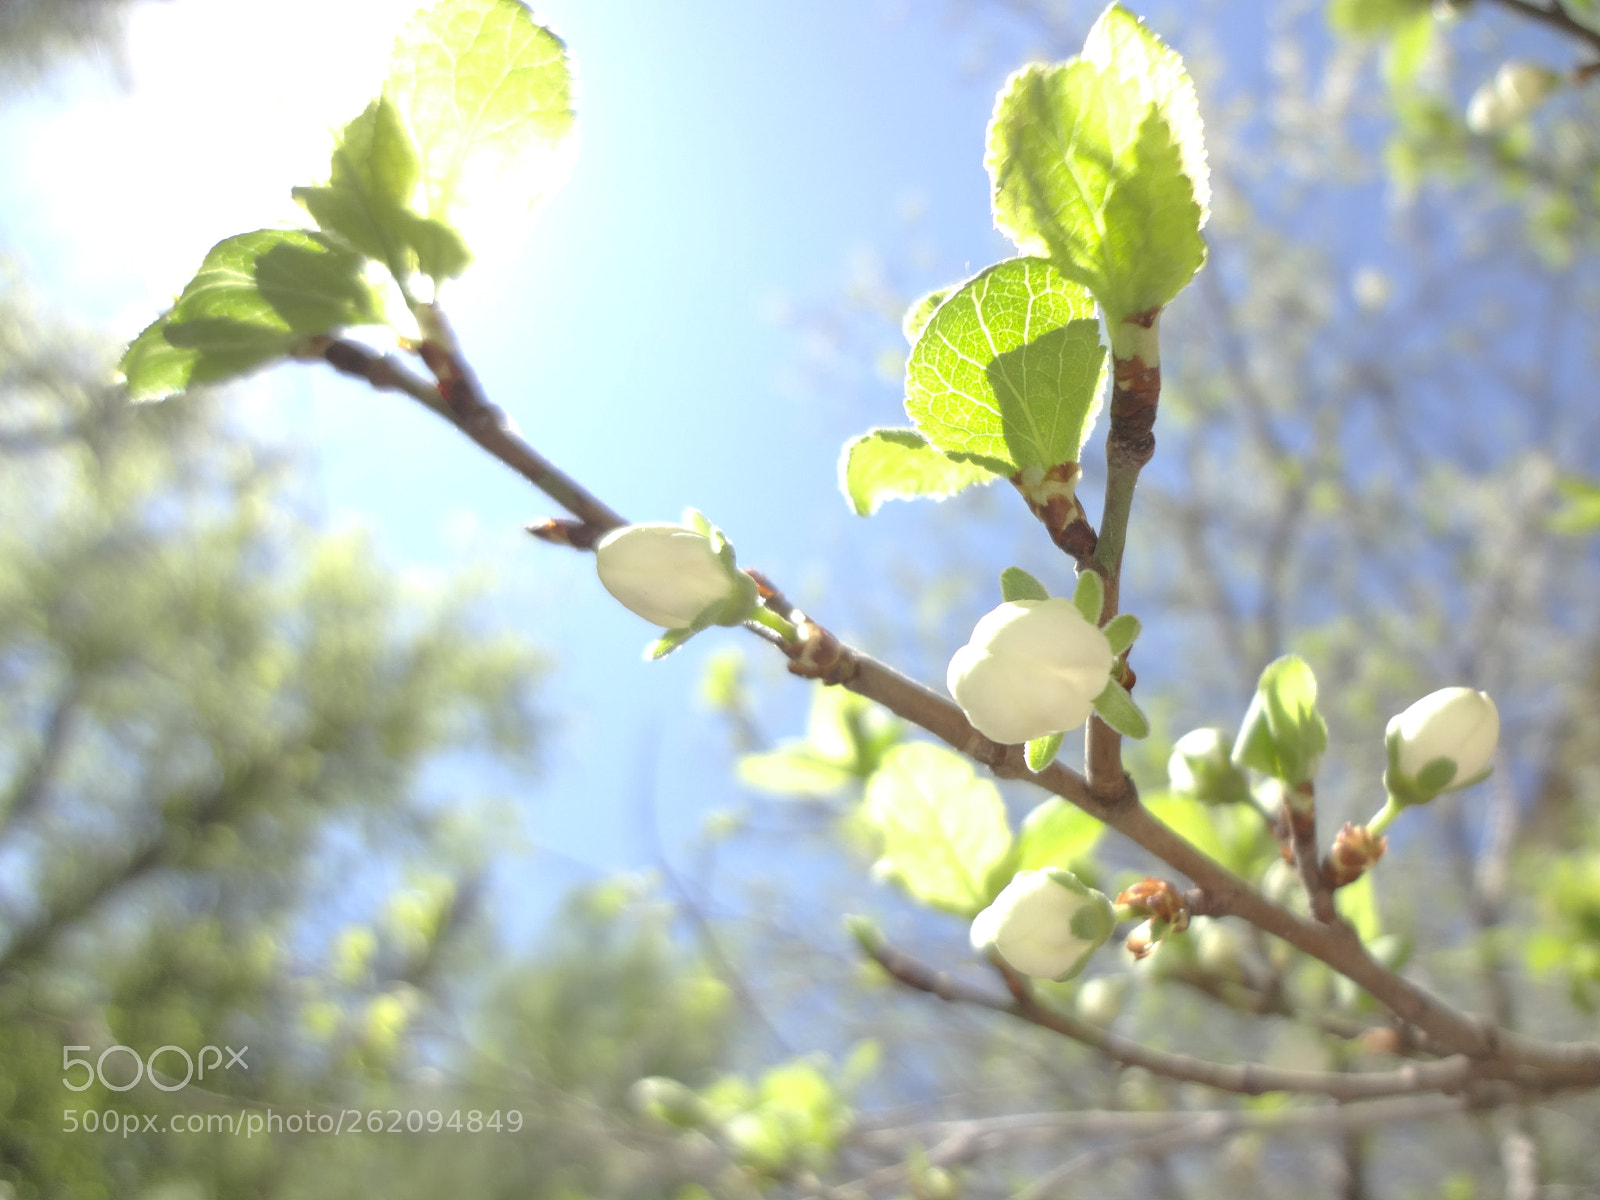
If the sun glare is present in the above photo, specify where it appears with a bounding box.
[15,0,425,328]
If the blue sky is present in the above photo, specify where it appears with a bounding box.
[0,0,1080,942]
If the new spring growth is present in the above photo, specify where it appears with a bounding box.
[1467,61,1563,134]
[596,511,778,657]
[970,868,1116,981]
[1167,728,1251,806]
[947,598,1114,744]
[1371,687,1499,834]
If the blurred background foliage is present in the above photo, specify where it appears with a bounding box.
[7,0,1600,1198]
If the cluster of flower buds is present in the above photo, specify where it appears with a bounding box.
[970,868,1116,981]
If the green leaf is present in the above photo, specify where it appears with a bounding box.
[646,627,695,660]
[294,96,474,283]
[1015,796,1104,871]
[1083,5,1210,222]
[1232,654,1328,785]
[839,428,1002,517]
[986,6,1208,324]
[386,0,576,252]
[1000,566,1050,602]
[737,751,854,798]
[1025,731,1064,771]
[1090,679,1149,739]
[805,684,902,775]
[1144,790,1231,864]
[120,229,380,402]
[904,257,1106,470]
[1103,612,1140,655]
[1327,0,1430,36]
[121,316,198,404]
[1384,11,1435,91]
[862,742,1013,916]
[1072,571,1106,624]
[902,283,958,344]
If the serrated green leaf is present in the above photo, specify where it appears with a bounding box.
[294,97,419,271]
[120,229,380,401]
[1015,796,1104,871]
[902,283,958,345]
[1082,5,1210,222]
[987,17,1207,325]
[862,742,1013,916]
[1025,731,1064,771]
[386,0,576,254]
[294,96,476,284]
[905,257,1106,470]
[121,316,198,403]
[1000,566,1050,602]
[839,428,1002,517]
[1090,679,1149,739]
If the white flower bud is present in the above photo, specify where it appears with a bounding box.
[1467,61,1561,134]
[970,868,1115,981]
[1387,686,1499,800]
[946,599,1114,744]
[1167,728,1250,806]
[595,520,753,629]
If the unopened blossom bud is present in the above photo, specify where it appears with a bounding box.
[1385,686,1499,805]
[595,517,757,630]
[1467,61,1561,134]
[1167,728,1251,806]
[947,599,1114,744]
[970,868,1115,981]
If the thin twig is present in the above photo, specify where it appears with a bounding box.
[862,933,1479,1100]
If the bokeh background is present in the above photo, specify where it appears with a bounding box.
[6,0,1600,1196]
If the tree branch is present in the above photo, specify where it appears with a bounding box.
[302,328,1600,1094]
[862,931,1481,1100]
